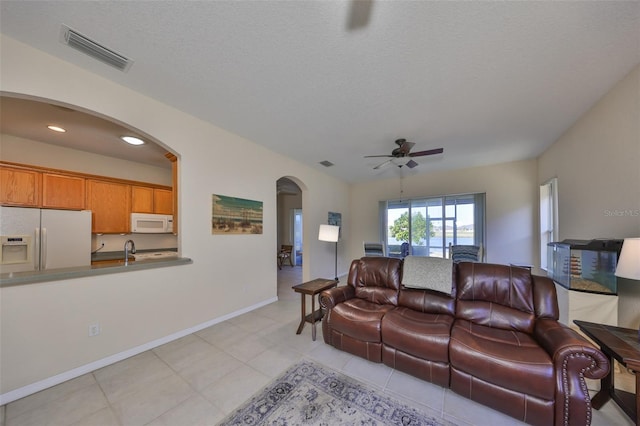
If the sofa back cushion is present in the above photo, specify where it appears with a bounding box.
[348,257,402,306]
[455,262,535,334]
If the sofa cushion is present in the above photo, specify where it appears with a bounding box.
[327,299,395,343]
[351,257,402,305]
[455,262,535,333]
[449,319,554,400]
[399,288,456,316]
[381,307,453,363]
[402,255,453,295]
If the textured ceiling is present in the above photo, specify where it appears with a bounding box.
[1,1,638,183]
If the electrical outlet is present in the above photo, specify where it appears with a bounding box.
[88,323,101,337]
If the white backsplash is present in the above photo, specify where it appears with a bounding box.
[92,233,178,253]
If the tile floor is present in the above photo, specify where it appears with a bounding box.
[0,266,633,426]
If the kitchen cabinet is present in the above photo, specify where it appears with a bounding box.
[131,186,173,214]
[42,173,85,209]
[154,188,173,214]
[0,166,41,207]
[1,161,175,233]
[86,180,131,233]
[131,186,154,213]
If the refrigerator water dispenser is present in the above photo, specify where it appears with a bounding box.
[1,235,32,265]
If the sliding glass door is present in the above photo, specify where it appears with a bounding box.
[383,193,485,258]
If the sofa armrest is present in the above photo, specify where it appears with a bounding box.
[320,285,355,311]
[534,319,609,426]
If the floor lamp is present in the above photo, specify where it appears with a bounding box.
[318,224,340,282]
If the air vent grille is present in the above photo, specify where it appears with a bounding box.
[61,25,133,72]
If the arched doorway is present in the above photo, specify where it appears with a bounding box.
[276,176,303,299]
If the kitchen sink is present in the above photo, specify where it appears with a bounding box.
[133,251,178,261]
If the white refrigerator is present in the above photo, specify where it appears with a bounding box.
[0,206,92,273]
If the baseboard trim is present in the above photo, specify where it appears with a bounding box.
[0,296,278,405]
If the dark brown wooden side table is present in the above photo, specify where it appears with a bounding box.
[292,278,338,341]
[574,320,639,425]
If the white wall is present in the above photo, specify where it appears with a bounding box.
[0,34,350,398]
[347,159,538,267]
[538,64,640,329]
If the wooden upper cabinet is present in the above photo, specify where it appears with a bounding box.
[42,173,85,209]
[131,186,173,214]
[86,180,131,233]
[0,166,41,207]
[1,162,175,233]
[154,189,173,214]
[131,186,154,213]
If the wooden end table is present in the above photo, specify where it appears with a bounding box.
[574,320,639,425]
[292,278,338,341]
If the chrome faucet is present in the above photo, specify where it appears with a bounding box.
[124,239,136,265]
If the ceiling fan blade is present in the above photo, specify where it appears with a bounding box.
[373,159,393,170]
[364,154,393,158]
[346,0,374,30]
[409,148,444,157]
[405,159,419,169]
[397,141,415,155]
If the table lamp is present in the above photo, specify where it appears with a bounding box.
[318,224,340,282]
[614,237,640,341]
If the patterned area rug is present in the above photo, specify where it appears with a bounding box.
[219,360,456,425]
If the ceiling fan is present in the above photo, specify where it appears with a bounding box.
[365,139,444,170]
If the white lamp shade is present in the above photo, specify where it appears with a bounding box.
[615,238,640,280]
[318,224,340,243]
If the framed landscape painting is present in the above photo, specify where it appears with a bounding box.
[212,194,263,235]
[328,211,342,239]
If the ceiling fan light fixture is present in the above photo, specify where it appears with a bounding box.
[366,138,444,171]
[47,125,66,133]
[121,136,145,146]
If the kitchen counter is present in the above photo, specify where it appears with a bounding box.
[91,248,178,263]
[1,251,191,288]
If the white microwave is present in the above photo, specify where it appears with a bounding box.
[131,213,174,233]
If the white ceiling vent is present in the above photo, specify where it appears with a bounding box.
[60,25,133,72]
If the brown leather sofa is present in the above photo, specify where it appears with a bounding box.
[320,257,610,426]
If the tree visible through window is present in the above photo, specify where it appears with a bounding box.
[388,211,434,246]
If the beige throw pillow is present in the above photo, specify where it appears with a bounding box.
[402,255,453,295]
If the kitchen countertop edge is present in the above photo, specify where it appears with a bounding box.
[0,257,193,288]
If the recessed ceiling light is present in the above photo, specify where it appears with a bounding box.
[47,125,66,133]
[121,136,145,145]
